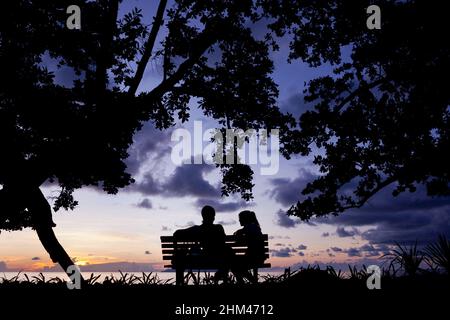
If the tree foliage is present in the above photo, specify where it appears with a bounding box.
[0,0,294,232]
[262,0,449,220]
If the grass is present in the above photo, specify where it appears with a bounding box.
[1,236,449,289]
[424,234,450,274]
[382,241,425,277]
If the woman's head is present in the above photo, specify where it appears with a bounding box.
[238,210,260,226]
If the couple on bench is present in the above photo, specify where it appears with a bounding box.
[173,205,266,284]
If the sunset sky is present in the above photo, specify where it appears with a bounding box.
[1,0,449,273]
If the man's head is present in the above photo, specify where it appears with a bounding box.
[201,205,216,225]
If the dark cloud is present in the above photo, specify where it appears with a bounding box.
[322,232,330,237]
[163,163,219,197]
[131,162,220,198]
[195,198,252,213]
[269,169,316,207]
[125,123,172,176]
[280,92,314,120]
[161,226,171,231]
[297,244,307,250]
[298,251,305,256]
[330,247,343,252]
[136,198,153,209]
[132,173,162,195]
[269,235,291,240]
[336,226,360,238]
[314,185,450,245]
[274,243,284,247]
[270,247,295,258]
[275,210,301,228]
[144,251,151,255]
[345,248,362,257]
[341,243,391,258]
[31,257,41,261]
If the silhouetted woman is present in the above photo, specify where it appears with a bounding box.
[233,210,266,283]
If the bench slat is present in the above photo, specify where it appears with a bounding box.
[162,248,269,255]
[161,234,269,242]
[162,253,270,260]
[163,263,272,269]
[161,241,269,248]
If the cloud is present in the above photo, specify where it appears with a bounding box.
[216,220,237,226]
[269,169,316,207]
[340,243,390,258]
[345,248,362,257]
[269,235,291,240]
[297,244,307,250]
[125,123,172,176]
[280,92,314,120]
[314,185,450,245]
[136,198,153,209]
[322,232,330,237]
[164,163,219,197]
[144,251,151,255]
[161,225,171,231]
[298,251,305,256]
[132,173,162,195]
[31,257,41,261]
[195,198,251,213]
[132,163,220,198]
[0,261,9,272]
[275,210,300,228]
[40,262,159,272]
[270,247,296,257]
[175,221,196,228]
[336,226,360,238]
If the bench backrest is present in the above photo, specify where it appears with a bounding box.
[160,234,271,269]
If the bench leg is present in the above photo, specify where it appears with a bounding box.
[176,268,184,286]
[252,268,259,284]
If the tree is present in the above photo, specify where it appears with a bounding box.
[0,0,293,279]
[261,0,450,220]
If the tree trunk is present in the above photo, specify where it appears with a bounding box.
[28,187,85,284]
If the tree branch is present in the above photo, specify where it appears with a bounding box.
[334,78,385,113]
[144,22,222,100]
[96,0,119,93]
[340,175,397,211]
[128,0,168,96]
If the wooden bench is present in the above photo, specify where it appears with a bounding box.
[161,234,271,285]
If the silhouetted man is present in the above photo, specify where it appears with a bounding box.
[173,206,232,283]
[174,205,226,256]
